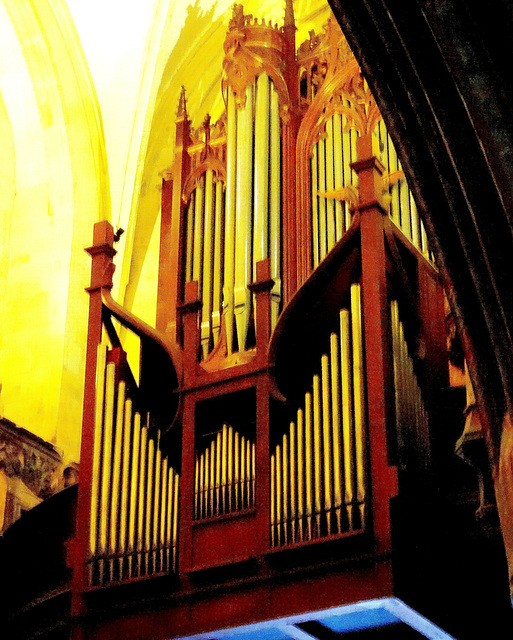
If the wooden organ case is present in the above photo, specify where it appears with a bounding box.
[71,4,448,639]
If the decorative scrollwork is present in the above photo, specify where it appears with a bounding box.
[298,18,381,139]
[222,4,290,110]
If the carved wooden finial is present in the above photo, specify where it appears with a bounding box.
[229,4,245,29]
[200,114,212,162]
[176,85,188,119]
[284,0,295,29]
[202,114,211,144]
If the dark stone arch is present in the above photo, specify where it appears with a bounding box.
[328,0,513,452]
[328,0,513,599]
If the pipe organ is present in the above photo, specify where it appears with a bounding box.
[74,4,449,636]
[310,111,358,268]
[375,121,430,258]
[86,296,181,587]
[181,40,283,358]
[194,424,256,520]
[390,300,430,469]
[184,166,226,359]
[271,284,365,546]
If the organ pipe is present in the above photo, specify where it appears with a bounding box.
[304,391,313,540]
[192,175,205,288]
[340,308,354,529]
[212,179,224,344]
[351,285,366,527]
[119,396,133,572]
[330,332,343,533]
[254,73,270,268]
[127,411,141,575]
[333,112,344,238]
[325,118,336,250]
[311,146,320,267]
[321,354,333,524]
[269,84,281,328]
[99,361,115,562]
[110,379,126,568]
[201,169,215,359]
[296,408,305,542]
[234,86,254,351]
[224,91,237,355]
[90,343,107,564]
[317,138,327,261]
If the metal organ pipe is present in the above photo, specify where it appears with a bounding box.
[311,146,320,267]
[89,343,107,578]
[317,137,328,261]
[212,179,224,345]
[325,117,336,250]
[333,113,344,238]
[224,90,237,354]
[270,284,366,546]
[269,84,281,329]
[254,73,270,270]
[234,85,254,351]
[88,348,180,585]
[192,175,205,288]
[201,169,215,359]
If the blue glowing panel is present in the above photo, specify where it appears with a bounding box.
[221,628,291,640]
[175,598,456,639]
[320,608,401,632]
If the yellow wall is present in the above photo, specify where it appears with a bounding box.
[0,0,109,464]
[0,0,331,465]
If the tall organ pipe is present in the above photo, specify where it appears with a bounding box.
[234,86,254,351]
[212,179,224,344]
[201,169,215,359]
[269,84,281,328]
[325,118,336,251]
[254,73,270,271]
[224,91,237,354]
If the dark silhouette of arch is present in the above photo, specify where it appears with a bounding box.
[329,0,513,455]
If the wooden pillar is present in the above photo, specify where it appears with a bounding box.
[249,259,274,361]
[282,0,300,305]
[71,221,116,624]
[352,134,398,553]
[177,281,201,575]
[157,87,191,340]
